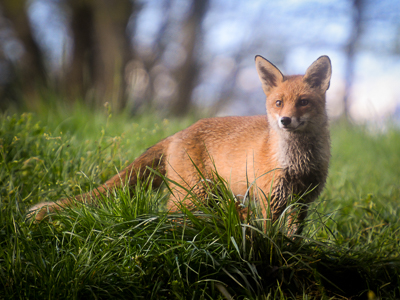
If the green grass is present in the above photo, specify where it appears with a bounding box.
[1,105,400,299]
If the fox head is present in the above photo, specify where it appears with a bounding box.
[255,55,332,133]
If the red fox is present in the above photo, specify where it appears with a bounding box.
[29,55,332,231]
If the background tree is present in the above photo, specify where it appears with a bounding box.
[343,0,364,118]
[1,0,47,109]
[169,0,209,116]
[65,0,135,111]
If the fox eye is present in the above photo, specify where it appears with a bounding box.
[276,100,282,107]
[299,99,309,106]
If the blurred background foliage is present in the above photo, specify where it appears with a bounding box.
[0,0,400,120]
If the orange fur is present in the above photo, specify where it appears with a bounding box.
[29,55,332,232]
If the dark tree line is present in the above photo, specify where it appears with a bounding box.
[1,0,399,118]
[0,0,209,116]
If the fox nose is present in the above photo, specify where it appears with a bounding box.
[280,117,291,126]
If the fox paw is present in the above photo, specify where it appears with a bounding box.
[234,201,249,221]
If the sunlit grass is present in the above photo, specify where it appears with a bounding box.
[1,107,400,299]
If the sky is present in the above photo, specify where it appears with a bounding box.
[25,0,400,122]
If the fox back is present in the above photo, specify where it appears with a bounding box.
[29,55,332,231]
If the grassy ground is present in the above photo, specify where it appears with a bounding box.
[1,104,400,299]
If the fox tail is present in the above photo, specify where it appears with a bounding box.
[28,138,170,222]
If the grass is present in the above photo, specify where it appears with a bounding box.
[1,104,400,299]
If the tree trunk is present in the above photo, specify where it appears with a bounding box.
[66,0,134,111]
[1,0,47,108]
[65,0,95,101]
[343,0,364,119]
[170,0,209,116]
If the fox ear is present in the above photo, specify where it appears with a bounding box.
[303,56,332,91]
[255,55,284,95]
